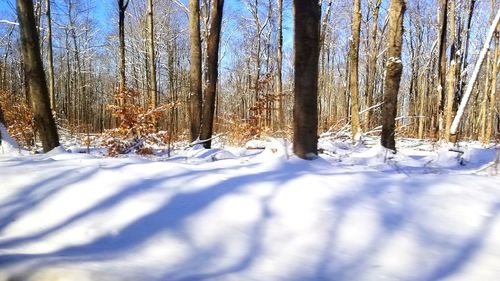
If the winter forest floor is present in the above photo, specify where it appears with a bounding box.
[0,131,500,281]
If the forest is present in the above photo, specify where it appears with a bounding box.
[1,0,500,280]
[0,0,497,155]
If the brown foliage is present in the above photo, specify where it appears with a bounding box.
[104,88,173,156]
[0,90,35,148]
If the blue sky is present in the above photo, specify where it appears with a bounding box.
[0,0,295,52]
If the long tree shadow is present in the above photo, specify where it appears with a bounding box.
[1,156,499,281]
[0,166,99,232]
[0,159,330,279]
[309,174,500,281]
[0,162,259,250]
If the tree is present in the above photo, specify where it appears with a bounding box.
[189,0,203,141]
[45,0,55,111]
[200,0,224,148]
[436,0,448,139]
[275,0,284,129]
[380,0,405,151]
[147,0,157,112]
[293,0,321,159]
[444,0,457,142]
[365,0,381,131]
[348,0,361,142]
[0,104,4,144]
[485,24,499,144]
[16,0,60,152]
[118,0,129,91]
[450,9,500,136]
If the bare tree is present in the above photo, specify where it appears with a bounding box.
[200,0,224,148]
[118,0,129,91]
[450,8,500,136]
[444,0,457,142]
[349,0,361,142]
[365,0,381,131]
[293,0,321,159]
[484,23,499,144]
[436,0,448,139]
[16,0,60,152]
[147,0,157,112]
[189,0,202,141]
[381,0,405,151]
[45,0,55,111]
[275,0,284,129]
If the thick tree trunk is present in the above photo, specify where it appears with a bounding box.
[45,0,55,112]
[349,0,362,142]
[380,0,405,151]
[200,0,224,149]
[16,0,60,152]
[189,0,203,141]
[293,0,321,159]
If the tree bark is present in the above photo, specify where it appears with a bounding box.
[275,0,284,130]
[349,0,362,142]
[480,0,496,142]
[189,0,203,141]
[200,0,224,149]
[380,0,405,151]
[16,0,60,152]
[147,0,157,111]
[118,0,129,92]
[293,0,321,159]
[45,0,55,112]
[444,0,456,142]
[436,0,448,139]
[485,25,499,144]
[365,0,381,132]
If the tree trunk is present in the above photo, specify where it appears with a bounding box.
[118,0,129,92]
[380,0,405,151]
[436,0,448,139]
[200,0,224,149]
[16,0,60,152]
[457,0,476,102]
[275,0,284,130]
[189,0,203,141]
[293,0,321,159]
[365,0,381,132]
[147,0,157,111]
[480,0,496,142]
[444,0,456,142]
[349,0,362,142]
[45,0,55,112]
[485,25,499,144]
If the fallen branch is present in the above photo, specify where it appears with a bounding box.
[450,9,500,135]
[188,133,225,148]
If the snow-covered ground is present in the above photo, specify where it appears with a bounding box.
[0,135,500,281]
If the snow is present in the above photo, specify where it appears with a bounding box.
[0,123,20,155]
[0,139,500,281]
